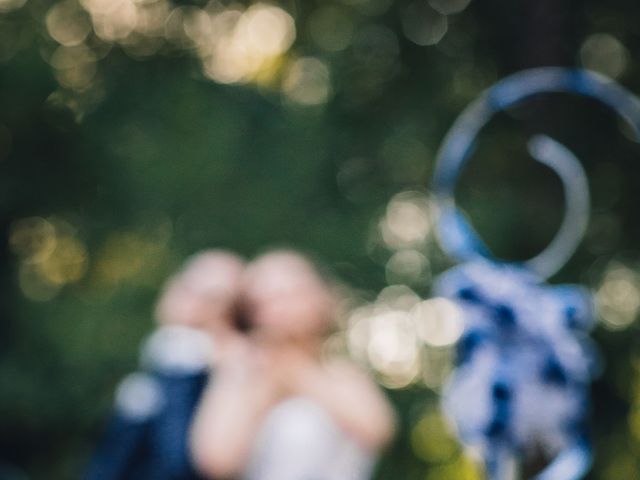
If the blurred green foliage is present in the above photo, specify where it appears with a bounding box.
[3,0,640,479]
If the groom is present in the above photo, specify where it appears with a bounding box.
[85,251,245,480]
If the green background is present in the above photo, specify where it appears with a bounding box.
[2,0,640,478]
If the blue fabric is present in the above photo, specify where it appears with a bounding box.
[432,67,640,277]
[85,412,159,480]
[85,370,209,480]
[152,372,208,479]
[427,67,636,479]
[435,260,596,479]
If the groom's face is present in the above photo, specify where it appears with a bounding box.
[157,257,244,330]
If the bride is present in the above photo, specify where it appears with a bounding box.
[190,250,396,480]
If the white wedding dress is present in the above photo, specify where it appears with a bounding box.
[243,397,376,480]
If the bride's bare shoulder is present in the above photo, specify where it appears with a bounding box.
[325,359,378,385]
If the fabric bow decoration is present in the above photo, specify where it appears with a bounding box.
[435,260,597,478]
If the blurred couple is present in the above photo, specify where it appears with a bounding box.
[86,250,396,480]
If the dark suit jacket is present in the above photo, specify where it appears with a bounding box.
[85,369,209,480]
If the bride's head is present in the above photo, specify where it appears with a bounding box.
[242,250,336,342]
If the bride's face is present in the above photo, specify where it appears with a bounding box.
[243,254,334,340]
